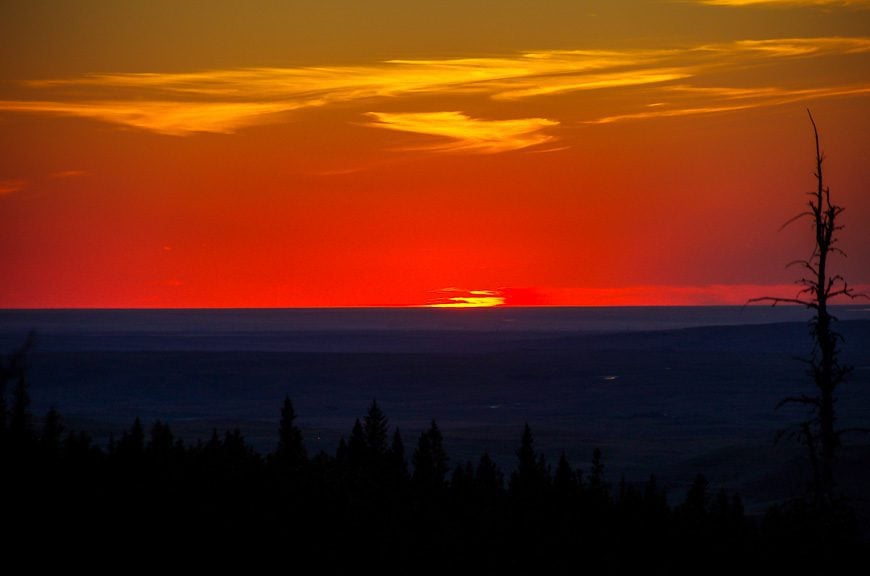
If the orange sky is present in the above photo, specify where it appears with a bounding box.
[1,1,869,307]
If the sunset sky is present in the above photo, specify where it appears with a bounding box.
[1,1,868,307]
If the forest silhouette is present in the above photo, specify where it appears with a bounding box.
[1,344,865,573]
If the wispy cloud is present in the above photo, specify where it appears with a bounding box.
[492,68,692,100]
[697,1,869,7]
[366,111,557,153]
[50,170,87,179]
[586,85,870,123]
[715,37,870,57]
[0,36,868,139]
[0,178,27,196]
[0,100,295,135]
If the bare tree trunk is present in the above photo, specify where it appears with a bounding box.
[807,111,843,507]
[752,110,860,508]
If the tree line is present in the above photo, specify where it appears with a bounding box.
[0,344,863,573]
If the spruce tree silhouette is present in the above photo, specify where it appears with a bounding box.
[474,451,504,498]
[509,423,549,498]
[0,332,35,449]
[682,473,709,521]
[412,420,448,495]
[0,390,813,569]
[588,447,606,496]
[119,417,145,457]
[147,421,177,468]
[554,451,578,495]
[8,337,36,450]
[275,396,307,471]
[9,373,31,444]
[363,399,389,458]
[348,418,367,471]
[222,428,255,470]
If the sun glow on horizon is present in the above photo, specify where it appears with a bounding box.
[426,289,506,308]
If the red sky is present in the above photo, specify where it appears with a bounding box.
[1,1,869,307]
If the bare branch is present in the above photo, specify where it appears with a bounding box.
[779,211,813,230]
[785,259,818,276]
[748,296,815,308]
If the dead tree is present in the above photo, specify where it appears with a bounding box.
[751,110,862,508]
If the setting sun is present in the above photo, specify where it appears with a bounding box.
[425,289,506,308]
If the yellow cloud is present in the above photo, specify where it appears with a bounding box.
[366,111,557,153]
[0,100,295,135]
[493,68,692,100]
[586,85,870,123]
[698,0,868,6]
[726,37,870,57]
[22,52,672,106]
[1,37,868,137]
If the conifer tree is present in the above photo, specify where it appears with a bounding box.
[475,452,504,497]
[276,397,307,470]
[363,399,389,458]
[348,418,367,470]
[682,473,709,520]
[118,417,145,459]
[147,421,176,466]
[509,423,549,497]
[554,451,578,495]
[9,373,32,445]
[412,420,448,494]
[588,447,606,493]
[0,333,35,446]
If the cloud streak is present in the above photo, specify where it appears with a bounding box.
[0,37,868,141]
[0,100,296,135]
[697,1,869,7]
[0,178,27,196]
[586,84,870,123]
[366,111,557,153]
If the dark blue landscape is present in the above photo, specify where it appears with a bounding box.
[3,306,869,511]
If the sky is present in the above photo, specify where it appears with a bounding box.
[1,1,868,308]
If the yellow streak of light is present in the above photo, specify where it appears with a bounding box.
[2,37,868,137]
[366,111,557,153]
[586,85,870,124]
[493,69,692,100]
[427,296,505,308]
[0,100,295,135]
[699,0,868,6]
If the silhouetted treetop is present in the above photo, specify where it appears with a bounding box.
[510,423,549,497]
[412,420,448,494]
[363,399,389,459]
[276,396,307,470]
